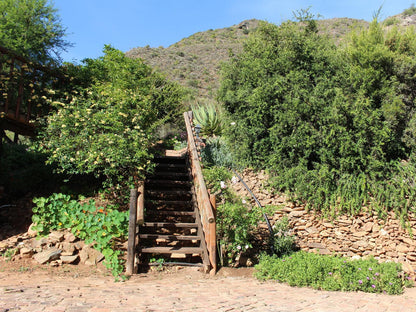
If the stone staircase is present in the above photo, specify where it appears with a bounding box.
[136,154,209,270]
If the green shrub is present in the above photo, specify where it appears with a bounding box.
[271,216,296,257]
[219,16,416,218]
[200,136,233,168]
[255,252,413,295]
[202,166,232,192]
[36,45,184,192]
[217,201,261,265]
[32,193,128,278]
[202,166,235,203]
[383,17,399,26]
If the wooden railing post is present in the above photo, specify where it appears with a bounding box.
[126,188,138,275]
[137,182,144,226]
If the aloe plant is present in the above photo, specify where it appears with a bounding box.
[191,102,223,137]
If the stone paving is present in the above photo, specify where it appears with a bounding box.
[1,268,416,312]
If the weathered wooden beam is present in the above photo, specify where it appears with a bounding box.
[126,188,138,276]
[137,182,144,226]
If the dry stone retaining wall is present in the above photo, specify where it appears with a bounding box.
[230,169,416,275]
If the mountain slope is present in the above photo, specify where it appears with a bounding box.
[126,12,415,102]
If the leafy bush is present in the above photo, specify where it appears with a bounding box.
[200,136,234,168]
[32,193,128,278]
[216,201,261,265]
[219,15,416,218]
[271,217,296,257]
[202,166,234,203]
[36,45,184,192]
[255,252,413,295]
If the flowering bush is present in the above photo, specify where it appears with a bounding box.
[36,46,184,191]
[216,201,261,265]
[255,252,413,294]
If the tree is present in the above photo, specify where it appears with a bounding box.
[0,0,71,65]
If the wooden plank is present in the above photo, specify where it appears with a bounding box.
[145,210,195,216]
[139,246,203,254]
[138,234,200,241]
[126,188,138,275]
[142,222,198,228]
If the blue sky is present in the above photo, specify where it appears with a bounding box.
[54,0,415,63]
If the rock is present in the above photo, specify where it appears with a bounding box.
[289,210,306,217]
[33,248,62,264]
[48,231,65,243]
[64,231,77,243]
[397,243,411,253]
[372,223,380,233]
[19,247,33,256]
[61,242,76,256]
[31,238,47,249]
[79,245,104,265]
[352,231,368,237]
[318,248,332,255]
[306,227,318,234]
[60,254,79,264]
[27,223,38,237]
[401,261,415,275]
[362,222,374,232]
[320,230,331,237]
[401,237,415,246]
[380,229,389,236]
[308,242,326,249]
[0,241,9,250]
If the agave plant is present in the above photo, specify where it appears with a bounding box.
[191,102,223,137]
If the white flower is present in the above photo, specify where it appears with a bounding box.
[237,245,241,250]
[245,245,249,250]
[242,199,247,204]
[220,181,227,189]
[231,176,239,184]
[230,122,236,126]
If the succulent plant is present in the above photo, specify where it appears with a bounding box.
[191,102,223,137]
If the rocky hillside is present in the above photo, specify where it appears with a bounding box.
[126,19,259,101]
[126,9,416,103]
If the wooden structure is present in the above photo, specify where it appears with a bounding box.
[0,45,64,141]
[126,111,217,274]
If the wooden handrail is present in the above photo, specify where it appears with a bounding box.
[184,111,217,273]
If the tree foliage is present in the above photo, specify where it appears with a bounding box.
[219,16,416,216]
[0,0,71,65]
[36,46,185,190]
